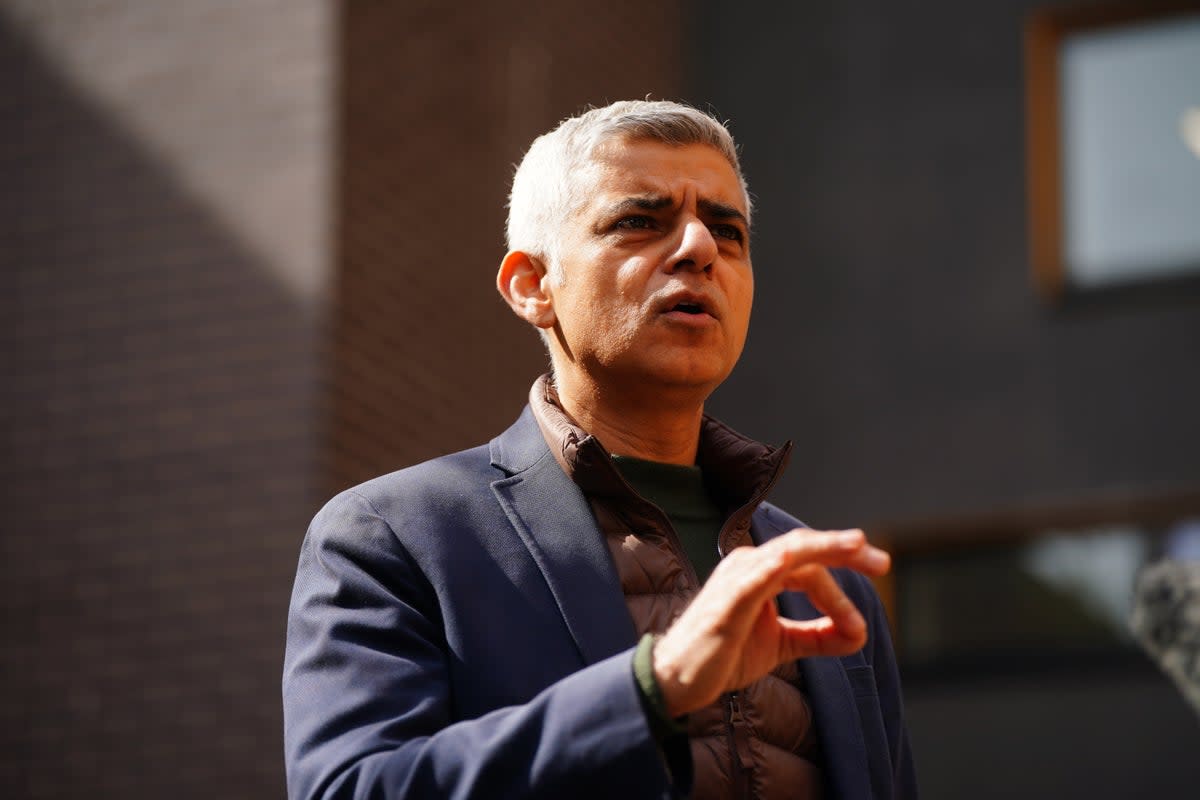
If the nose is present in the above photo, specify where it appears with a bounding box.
[668,217,718,274]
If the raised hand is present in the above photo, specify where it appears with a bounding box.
[651,528,891,717]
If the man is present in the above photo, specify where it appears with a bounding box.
[284,100,917,799]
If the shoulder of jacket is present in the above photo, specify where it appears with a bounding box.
[316,442,497,522]
[752,500,805,537]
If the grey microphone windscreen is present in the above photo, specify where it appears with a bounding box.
[1130,560,1200,716]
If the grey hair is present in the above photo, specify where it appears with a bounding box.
[505,100,751,280]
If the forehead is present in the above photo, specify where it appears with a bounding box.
[574,138,747,214]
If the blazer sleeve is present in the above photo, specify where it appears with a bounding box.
[282,489,684,800]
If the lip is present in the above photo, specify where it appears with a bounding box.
[655,290,719,321]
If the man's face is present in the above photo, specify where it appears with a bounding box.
[545,137,754,398]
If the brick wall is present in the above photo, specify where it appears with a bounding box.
[0,3,329,797]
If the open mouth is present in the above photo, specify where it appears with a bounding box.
[658,291,717,321]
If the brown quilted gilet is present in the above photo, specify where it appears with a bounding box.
[530,376,822,800]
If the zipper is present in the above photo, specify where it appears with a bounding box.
[724,691,756,799]
[712,447,788,798]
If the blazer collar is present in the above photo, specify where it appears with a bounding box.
[489,404,547,474]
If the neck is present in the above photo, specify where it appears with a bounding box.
[552,369,708,466]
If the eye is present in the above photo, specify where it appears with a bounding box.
[614,215,655,231]
[711,224,744,242]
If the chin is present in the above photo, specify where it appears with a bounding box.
[640,358,734,392]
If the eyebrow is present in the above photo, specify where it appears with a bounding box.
[601,195,750,228]
[698,198,749,228]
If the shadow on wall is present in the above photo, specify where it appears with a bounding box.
[0,15,317,799]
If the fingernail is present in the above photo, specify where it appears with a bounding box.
[863,548,890,572]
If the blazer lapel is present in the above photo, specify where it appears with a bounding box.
[778,589,874,799]
[489,409,636,666]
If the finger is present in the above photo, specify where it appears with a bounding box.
[781,563,866,640]
[775,615,869,659]
[703,544,798,614]
[710,531,871,615]
[764,528,891,576]
[775,566,870,658]
[690,545,824,644]
[697,531,884,642]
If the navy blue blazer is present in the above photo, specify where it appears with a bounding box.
[283,407,917,799]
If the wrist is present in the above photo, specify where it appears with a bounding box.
[650,633,689,718]
[634,633,687,737]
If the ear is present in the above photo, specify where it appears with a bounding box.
[496,250,556,330]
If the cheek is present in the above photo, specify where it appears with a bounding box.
[731,274,754,328]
